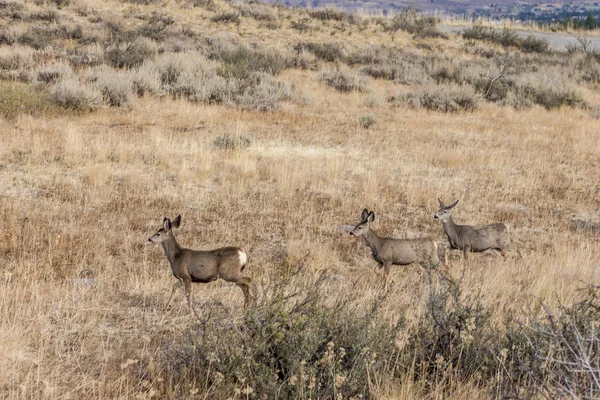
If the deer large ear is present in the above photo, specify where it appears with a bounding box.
[448,200,459,209]
[438,198,446,208]
[163,217,171,231]
[367,211,375,223]
[361,208,369,222]
[171,215,181,229]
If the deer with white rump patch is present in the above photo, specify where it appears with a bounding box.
[434,199,512,263]
[148,215,253,311]
[349,209,440,288]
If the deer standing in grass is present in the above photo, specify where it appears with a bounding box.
[434,199,512,263]
[349,209,440,288]
[148,215,253,312]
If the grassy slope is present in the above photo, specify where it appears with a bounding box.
[1,0,600,398]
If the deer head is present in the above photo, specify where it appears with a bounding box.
[148,215,181,243]
[434,199,458,223]
[350,208,375,237]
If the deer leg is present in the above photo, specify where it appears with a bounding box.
[230,276,254,308]
[166,280,183,309]
[182,279,204,321]
[444,248,449,267]
[463,246,470,261]
[383,263,391,290]
[183,279,193,309]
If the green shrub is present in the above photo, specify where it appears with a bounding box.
[209,42,289,77]
[211,12,241,24]
[91,67,134,107]
[463,26,549,54]
[234,2,277,21]
[391,84,478,112]
[106,37,158,69]
[48,77,102,111]
[406,270,497,386]
[528,84,587,110]
[506,286,600,399]
[383,8,445,38]
[213,134,252,150]
[319,69,366,92]
[308,8,356,24]
[37,62,73,84]
[520,35,550,53]
[295,41,344,62]
[358,113,377,128]
[154,265,400,398]
[0,80,61,119]
[291,18,312,32]
[234,75,298,112]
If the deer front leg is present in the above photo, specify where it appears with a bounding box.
[463,245,470,261]
[444,248,449,267]
[183,279,203,321]
[166,280,183,309]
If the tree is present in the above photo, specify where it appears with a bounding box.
[584,12,597,30]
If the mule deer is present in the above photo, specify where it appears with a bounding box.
[434,199,511,262]
[349,209,440,288]
[148,215,253,311]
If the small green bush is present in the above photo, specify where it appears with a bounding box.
[295,41,344,62]
[383,8,445,38]
[358,113,377,128]
[234,2,277,21]
[520,35,550,53]
[213,134,252,150]
[391,84,478,112]
[291,18,312,32]
[0,80,61,120]
[463,26,550,54]
[48,77,102,111]
[91,68,134,107]
[106,37,158,69]
[319,69,366,92]
[308,8,356,24]
[211,12,241,24]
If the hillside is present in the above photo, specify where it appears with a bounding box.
[1,0,600,399]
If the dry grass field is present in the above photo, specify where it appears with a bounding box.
[1,0,600,399]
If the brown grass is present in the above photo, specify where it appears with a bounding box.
[1,0,600,398]
[1,74,599,397]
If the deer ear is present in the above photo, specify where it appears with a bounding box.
[368,211,375,223]
[449,200,459,209]
[361,208,369,222]
[163,217,171,231]
[171,215,181,229]
[438,198,446,208]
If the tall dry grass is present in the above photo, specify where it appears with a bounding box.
[1,0,600,398]
[0,73,599,397]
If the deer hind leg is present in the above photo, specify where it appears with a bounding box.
[229,276,254,308]
[383,263,391,290]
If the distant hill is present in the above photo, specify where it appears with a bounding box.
[277,0,600,20]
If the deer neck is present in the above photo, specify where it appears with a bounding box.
[443,215,459,239]
[362,227,384,253]
[161,234,182,266]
